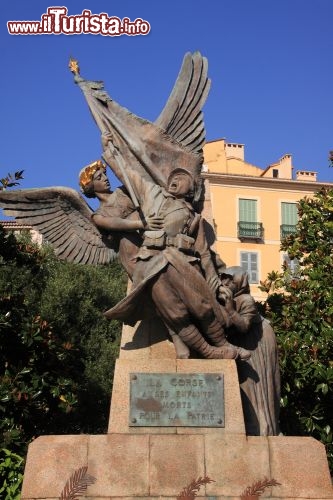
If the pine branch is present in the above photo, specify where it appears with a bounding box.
[60,466,96,499]
[240,477,281,498]
[177,475,215,499]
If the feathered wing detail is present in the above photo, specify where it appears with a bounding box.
[0,187,116,265]
[155,51,211,156]
[73,51,210,193]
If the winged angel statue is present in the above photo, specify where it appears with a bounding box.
[0,52,251,362]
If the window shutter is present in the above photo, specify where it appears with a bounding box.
[283,253,299,276]
[239,199,257,222]
[281,202,297,225]
[240,251,258,283]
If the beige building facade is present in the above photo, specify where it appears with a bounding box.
[202,138,332,300]
[1,220,43,245]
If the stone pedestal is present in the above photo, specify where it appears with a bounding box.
[21,319,333,499]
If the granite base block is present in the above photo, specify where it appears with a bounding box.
[21,433,333,499]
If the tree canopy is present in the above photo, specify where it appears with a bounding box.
[0,223,126,496]
[260,187,333,471]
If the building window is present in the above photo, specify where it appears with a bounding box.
[272,169,279,178]
[281,202,298,238]
[282,253,300,278]
[238,199,264,241]
[240,251,259,283]
[239,198,257,222]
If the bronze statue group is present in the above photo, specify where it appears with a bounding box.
[0,53,280,436]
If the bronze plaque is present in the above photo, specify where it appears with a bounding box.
[129,373,224,427]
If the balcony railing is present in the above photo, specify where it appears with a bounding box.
[238,221,264,241]
[280,224,297,239]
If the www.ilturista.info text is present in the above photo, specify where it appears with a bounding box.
[7,7,151,36]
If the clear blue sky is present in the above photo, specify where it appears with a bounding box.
[1,0,332,199]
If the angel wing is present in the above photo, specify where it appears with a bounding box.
[72,52,210,192]
[155,51,211,155]
[0,187,116,265]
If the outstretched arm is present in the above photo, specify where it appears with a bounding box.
[92,213,163,232]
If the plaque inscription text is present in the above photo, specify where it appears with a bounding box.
[129,373,224,427]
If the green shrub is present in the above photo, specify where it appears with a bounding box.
[1,224,126,490]
[0,448,24,500]
[0,227,80,454]
[260,188,333,472]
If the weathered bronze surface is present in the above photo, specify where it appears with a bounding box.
[0,53,281,436]
[129,373,224,427]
